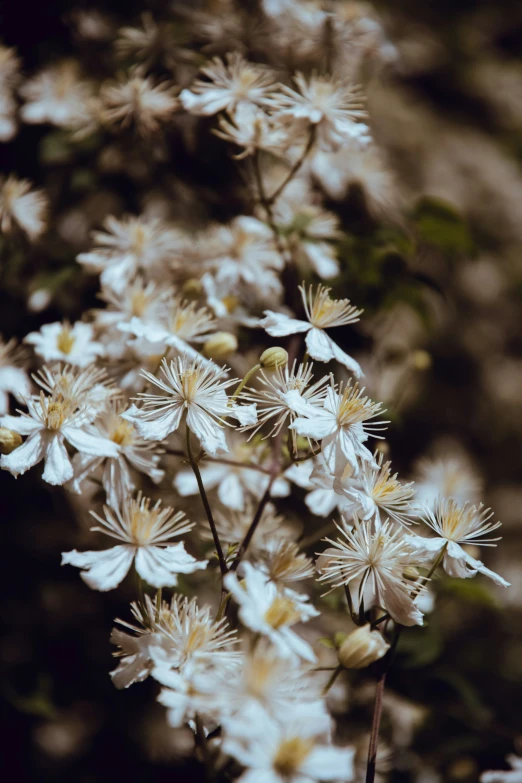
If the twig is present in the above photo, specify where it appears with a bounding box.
[185,426,227,576]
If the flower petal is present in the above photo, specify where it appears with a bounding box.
[42,434,73,485]
[0,430,47,477]
[135,544,207,588]
[259,310,311,337]
[61,545,135,591]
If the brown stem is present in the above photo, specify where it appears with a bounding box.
[366,670,386,783]
[186,426,227,576]
[266,127,316,205]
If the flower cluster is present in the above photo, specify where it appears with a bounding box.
[0,1,512,781]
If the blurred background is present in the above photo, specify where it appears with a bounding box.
[1,0,522,780]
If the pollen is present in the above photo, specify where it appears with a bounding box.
[302,283,362,329]
[110,418,136,446]
[273,737,312,776]
[56,325,76,354]
[264,595,300,629]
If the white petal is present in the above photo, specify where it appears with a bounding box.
[305,327,336,362]
[217,472,245,511]
[0,430,47,477]
[0,414,42,435]
[230,403,258,426]
[122,404,183,441]
[289,414,336,440]
[63,427,120,457]
[187,408,228,456]
[303,746,355,781]
[61,545,135,591]
[302,241,339,279]
[42,434,73,485]
[259,310,311,337]
[305,488,338,517]
[135,544,207,588]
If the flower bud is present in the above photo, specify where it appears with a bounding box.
[0,427,23,455]
[260,347,288,369]
[181,278,203,299]
[203,331,238,359]
[337,624,390,669]
[411,350,432,371]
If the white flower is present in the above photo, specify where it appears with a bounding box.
[110,594,239,688]
[101,71,178,135]
[33,364,117,421]
[122,355,256,456]
[267,72,370,152]
[257,540,315,586]
[149,593,240,672]
[0,388,119,485]
[412,455,482,512]
[408,497,510,587]
[224,562,319,662]
[174,436,289,512]
[62,493,206,590]
[206,216,283,300]
[271,200,342,279]
[25,321,104,367]
[119,296,217,365]
[20,60,98,131]
[317,517,424,627]
[0,338,31,414]
[214,103,290,158]
[481,755,522,783]
[289,381,386,477]
[239,361,329,444]
[333,451,415,527]
[77,214,184,294]
[0,175,47,240]
[68,400,164,508]
[180,53,276,116]
[218,642,328,726]
[94,278,174,332]
[222,704,355,783]
[154,663,227,728]
[260,284,363,376]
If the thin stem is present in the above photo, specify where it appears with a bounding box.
[365,670,386,783]
[230,363,261,402]
[230,428,283,573]
[230,473,277,572]
[186,425,228,576]
[155,587,162,622]
[253,152,289,264]
[215,591,230,622]
[323,665,343,695]
[266,127,316,205]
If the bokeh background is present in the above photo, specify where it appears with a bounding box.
[2,1,522,780]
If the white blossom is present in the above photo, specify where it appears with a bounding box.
[122,355,256,455]
[225,562,319,662]
[409,497,510,587]
[62,493,206,590]
[261,284,363,376]
[25,321,104,367]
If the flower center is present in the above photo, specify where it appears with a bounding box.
[273,737,312,777]
[110,418,135,446]
[264,595,300,629]
[131,290,148,317]
[56,327,76,355]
